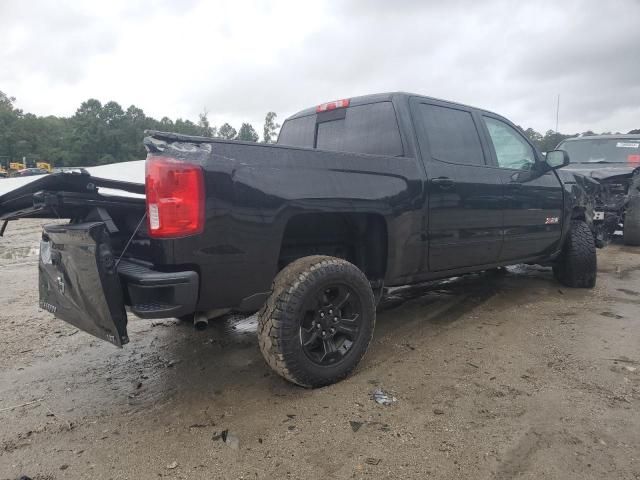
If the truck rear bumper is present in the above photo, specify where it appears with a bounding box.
[39,221,199,348]
[117,260,199,319]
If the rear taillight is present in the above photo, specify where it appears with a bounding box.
[316,98,350,113]
[145,156,204,238]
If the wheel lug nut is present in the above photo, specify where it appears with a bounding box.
[316,324,321,329]
[322,330,326,335]
[333,317,338,322]
[320,312,325,318]
[329,309,333,314]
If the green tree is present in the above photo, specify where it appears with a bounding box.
[522,127,543,150]
[198,109,216,137]
[0,90,16,111]
[68,99,106,165]
[171,118,201,136]
[218,123,237,140]
[237,123,259,142]
[0,92,284,168]
[262,111,280,143]
[539,130,574,152]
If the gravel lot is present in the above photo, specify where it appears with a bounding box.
[1,219,639,479]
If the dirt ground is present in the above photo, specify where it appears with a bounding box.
[1,219,639,480]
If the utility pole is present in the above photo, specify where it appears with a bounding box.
[555,94,560,133]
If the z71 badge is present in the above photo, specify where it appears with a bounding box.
[545,217,559,225]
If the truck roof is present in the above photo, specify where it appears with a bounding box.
[285,91,502,121]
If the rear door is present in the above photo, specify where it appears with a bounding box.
[479,114,564,261]
[411,99,504,271]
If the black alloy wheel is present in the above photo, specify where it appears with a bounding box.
[299,284,363,366]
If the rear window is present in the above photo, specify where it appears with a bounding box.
[413,103,485,166]
[277,101,404,157]
[276,114,316,148]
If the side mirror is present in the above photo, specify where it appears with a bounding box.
[545,149,570,169]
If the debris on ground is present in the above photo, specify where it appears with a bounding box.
[371,388,397,406]
[189,423,212,429]
[609,356,640,365]
[433,408,445,415]
[0,398,44,413]
[365,457,381,465]
[350,421,363,432]
[223,430,240,449]
[166,461,178,469]
[214,429,240,449]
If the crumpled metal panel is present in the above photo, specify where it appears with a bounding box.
[39,222,128,347]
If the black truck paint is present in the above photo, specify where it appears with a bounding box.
[0,92,599,386]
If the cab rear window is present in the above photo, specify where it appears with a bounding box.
[277,101,403,157]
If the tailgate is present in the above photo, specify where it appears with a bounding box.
[39,222,128,346]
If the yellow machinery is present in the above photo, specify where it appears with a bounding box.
[36,162,52,172]
[9,162,25,171]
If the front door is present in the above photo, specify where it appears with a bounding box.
[479,115,564,261]
[411,99,504,271]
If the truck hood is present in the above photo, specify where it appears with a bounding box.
[562,163,639,181]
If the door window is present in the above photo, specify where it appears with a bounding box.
[483,117,536,170]
[414,103,486,166]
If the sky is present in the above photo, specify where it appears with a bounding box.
[1,0,639,135]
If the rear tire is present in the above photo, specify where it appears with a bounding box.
[258,256,376,388]
[553,220,597,288]
[623,195,640,246]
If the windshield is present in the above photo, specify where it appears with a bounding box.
[559,138,640,164]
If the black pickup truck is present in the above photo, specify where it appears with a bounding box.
[0,92,598,387]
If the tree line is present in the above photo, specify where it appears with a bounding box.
[0,90,280,168]
[1,89,639,168]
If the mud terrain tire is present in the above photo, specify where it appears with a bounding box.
[623,195,640,246]
[258,256,375,388]
[553,220,597,288]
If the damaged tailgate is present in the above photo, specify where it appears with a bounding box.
[40,222,129,346]
[0,164,147,346]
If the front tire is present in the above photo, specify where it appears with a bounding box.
[258,256,376,388]
[553,220,597,288]
[623,195,640,246]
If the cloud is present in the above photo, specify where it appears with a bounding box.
[1,0,639,134]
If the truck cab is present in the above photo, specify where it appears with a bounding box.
[278,93,575,274]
